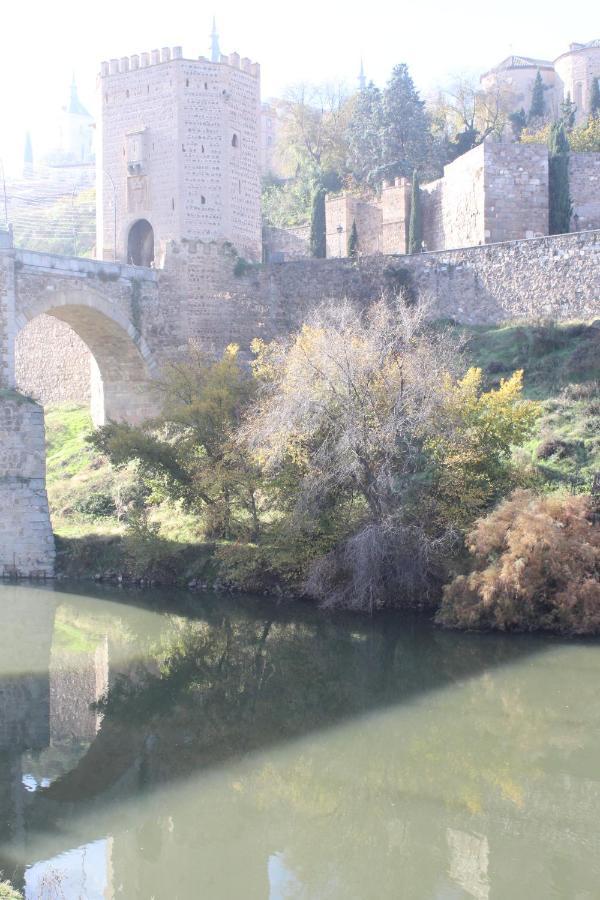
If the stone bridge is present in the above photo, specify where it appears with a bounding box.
[2,248,161,425]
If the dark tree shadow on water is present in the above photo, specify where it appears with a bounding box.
[0,579,576,886]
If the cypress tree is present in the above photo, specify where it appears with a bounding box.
[590,78,600,117]
[347,220,359,259]
[528,71,546,122]
[310,187,327,258]
[408,172,422,254]
[548,122,572,235]
[561,93,577,130]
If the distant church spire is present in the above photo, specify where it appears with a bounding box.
[210,17,221,62]
[358,58,366,92]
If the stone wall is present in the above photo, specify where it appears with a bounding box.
[422,145,486,251]
[98,48,262,263]
[483,141,549,242]
[259,229,600,328]
[0,393,55,578]
[264,225,310,261]
[15,315,91,406]
[570,152,600,231]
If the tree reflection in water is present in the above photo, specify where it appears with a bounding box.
[0,584,599,899]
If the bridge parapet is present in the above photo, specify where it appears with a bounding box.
[13,248,158,284]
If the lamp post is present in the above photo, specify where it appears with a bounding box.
[337,224,343,258]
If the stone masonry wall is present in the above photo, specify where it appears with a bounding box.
[264,225,310,261]
[483,141,548,242]
[99,49,261,263]
[259,229,600,329]
[570,152,600,232]
[15,315,91,406]
[422,145,486,251]
[0,393,55,577]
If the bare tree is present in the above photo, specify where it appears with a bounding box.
[242,297,463,610]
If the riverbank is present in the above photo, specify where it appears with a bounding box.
[45,318,600,629]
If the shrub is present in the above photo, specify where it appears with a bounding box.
[0,878,22,900]
[437,490,600,634]
[536,437,577,460]
[215,543,273,592]
[73,491,117,519]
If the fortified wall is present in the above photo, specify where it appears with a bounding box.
[318,140,600,260]
[13,228,600,413]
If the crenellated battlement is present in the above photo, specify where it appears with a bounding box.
[100,47,260,79]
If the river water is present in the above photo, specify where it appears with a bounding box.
[0,582,599,899]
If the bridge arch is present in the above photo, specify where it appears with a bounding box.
[16,286,159,426]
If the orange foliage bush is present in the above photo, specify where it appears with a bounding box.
[437,490,600,634]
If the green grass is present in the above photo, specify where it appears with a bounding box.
[461,320,600,492]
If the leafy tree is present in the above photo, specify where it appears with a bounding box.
[528,71,546,122]
[275,83,352,182]
[261,172,314,228]
[89,345,263,540]
[381,64,431,182]
[425,369,540,528]
[590,78,600,117]
[347,220,358,259]
[433,76,516,162]
[548,122,572,235]
[310,187,327,258]
[569,114,600,151]
[408,172,422,254]
[346,82,385,189]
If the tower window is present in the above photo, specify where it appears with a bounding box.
[231,134,239,148]
[126,89,130,98]
[186,78,189,87]
[201,144,205,153]
[172,198,175,210]
[205,82,208,89]
[201,195,206,205]
[104,92,108,103]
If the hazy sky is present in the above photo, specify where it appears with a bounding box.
[0,0,598,171]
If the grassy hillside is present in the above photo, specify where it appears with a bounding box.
[462,320,600,492]
[44,319,600,580]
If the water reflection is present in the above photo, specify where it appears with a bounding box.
[0,583,599,898]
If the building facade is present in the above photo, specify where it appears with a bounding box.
[483,40,600,123]
[97,45,262,265]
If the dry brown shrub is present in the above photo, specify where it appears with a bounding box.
[437,490,600,634]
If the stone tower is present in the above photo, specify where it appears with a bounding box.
[96,43,262,265]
